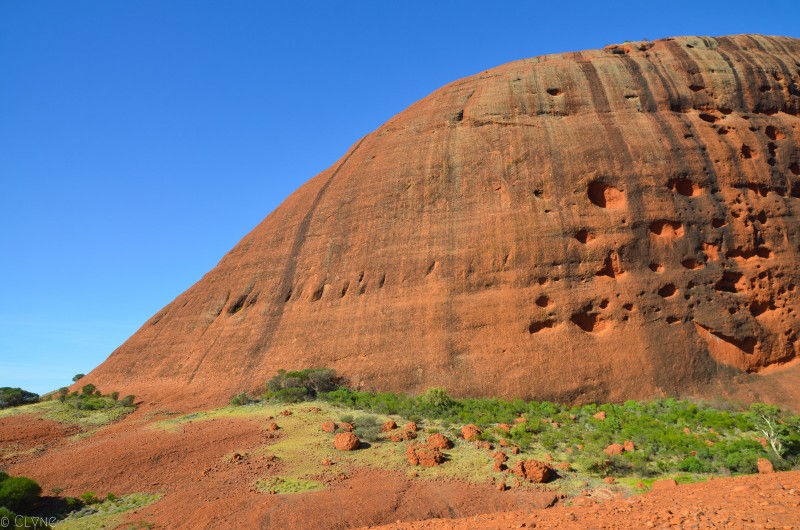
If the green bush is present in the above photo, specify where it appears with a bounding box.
[0,476,42,513]
[81,384,97,396]
[264,368,340,402]
[79,491,100,505]
[353,415,382,442]
[119,395,136,407]
[72,374,85,382]
[0,388,39,409]
[230,393,254,406]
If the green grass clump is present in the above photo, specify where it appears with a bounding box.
[253,477,324,495]
[53,492,161,530]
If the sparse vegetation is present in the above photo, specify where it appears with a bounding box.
[0,388,39,410]
[263,368,340,402]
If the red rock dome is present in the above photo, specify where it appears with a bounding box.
[85,35,800,408]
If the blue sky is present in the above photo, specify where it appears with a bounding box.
[1,1,798,394]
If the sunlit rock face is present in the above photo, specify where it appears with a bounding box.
[87,35,800,408]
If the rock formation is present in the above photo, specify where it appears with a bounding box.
[85,35,800,408]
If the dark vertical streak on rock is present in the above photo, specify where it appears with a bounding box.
[188,137,367,382]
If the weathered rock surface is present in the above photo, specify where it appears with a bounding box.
[85,35,800,408]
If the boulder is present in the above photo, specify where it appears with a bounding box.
[425,433,453,450]
[461,424,481,441]
[604,443,624,456]
[334,432,360,451]
[406,443,444,467]
[320,421,336,433]
[510,460,553,483]
[382,420,397,432]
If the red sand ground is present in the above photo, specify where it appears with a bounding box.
[2,410,799,528]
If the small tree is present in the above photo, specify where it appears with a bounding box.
[748,404,786,457]
[72,374,85,383]
[119,395,135,407]
[81,384,97,396]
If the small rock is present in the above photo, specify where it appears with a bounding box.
[406,443,444,467]
[604,443,624,456]
[338,421,355,432]
[267,422,279,431]
[404,422,418,432]
[426,433,454,450]
[461,424,482,441]
[497,423,511,432]
[382,420,398,432]
[334,432,360,451]
[623,440,635,452]
[510,460,553,483]
[604,476,616,484]
[496,480,506,491]
[757,458,774,474]
[593,411,606,421]
[511,446,520,455]
[321,421,336,433]
[279,409,293,417]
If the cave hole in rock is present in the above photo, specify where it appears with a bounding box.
[546,87,562,96]
[790,163,800,176]
[715,271,745,293]
[791,181,800,198]
[681,259,704,270]
[623,302,634,311]
[535,295,550,308]
[588,181,624,208]
[740,144,754,159]
[575,229,593,244]
[340,282,349,298]
[699,113,720,123]
[570,311,603,332]
[749,299,775,317]
[649,220,684,238]
[529,319,556,334]
[666,316,680,324]
[228,294,248,314]
[667,177,700,197]
[599,299,610,309]
[658,284,677,298]
[649,263,664,273]
[712,218,727,228]
[311,284,326,302]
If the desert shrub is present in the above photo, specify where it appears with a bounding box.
[0,388,39,409]
[353,415,382,442]
[110,391,119,402]
[79,491,101,505]
[230,393,254,406]
[81,384,97,396]
[0,476,42,513]
[119,395,136,407]
[72,374,85,382]
[264,368,340,402]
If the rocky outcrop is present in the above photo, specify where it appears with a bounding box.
[85,35,800,408]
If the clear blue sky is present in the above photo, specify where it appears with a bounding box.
[1,1,798,394]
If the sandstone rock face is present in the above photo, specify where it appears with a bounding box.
[86,35,800,408]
